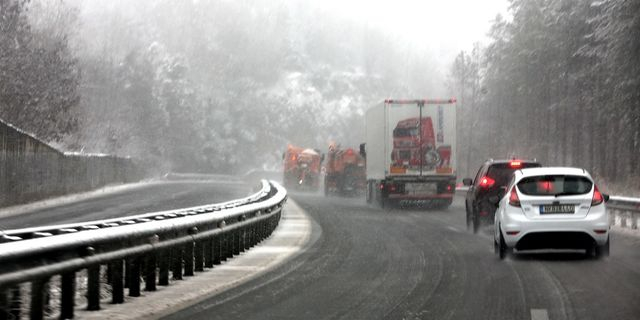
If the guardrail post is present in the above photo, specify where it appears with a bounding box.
[129,257,141,297]
[145,253,157,291]
[204,238,214,268]
[30,278,49,320]
[60,271,76,319]
[0,287,20,320]
[124,258,131,289]
[213,235,221,265]
[184,241,195,277]
[110,260,124,304]
[195,240,204,272]
[225,231,232,258]
[240,226,249,252]
[158,249,169,286]
[9,286,20,320]
[258,219,265,241]
[633,212,638,229]
[620,210,627,228]
[0,288,8,320]
[172,247,183,280]
[87,264,101,310]
[233,229,241,256]
[244,225,251,250]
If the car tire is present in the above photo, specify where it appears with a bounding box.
[594,237,610,259]
[472,208,480,234]
[498,226,511,260]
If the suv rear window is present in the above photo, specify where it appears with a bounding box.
[486,163,541,187]
[517,175,593,196]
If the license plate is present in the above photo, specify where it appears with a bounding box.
[540,204,575,214]
[405,183,436,195]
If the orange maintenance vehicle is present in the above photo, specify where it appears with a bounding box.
[283,144,323,191]
[324,143,366,196]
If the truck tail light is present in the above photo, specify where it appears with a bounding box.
[479,176,495,188]
[509,187,521,207]
[591,185,604,206]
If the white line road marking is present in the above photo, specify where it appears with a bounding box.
[531,309,549,320]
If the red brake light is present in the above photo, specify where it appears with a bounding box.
[510,161,522,168]
[592,185,604,206]
[509,187,521,207]
[479,176,495,188]
[346,149,354,155]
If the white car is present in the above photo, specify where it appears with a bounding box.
[493,167,610,259]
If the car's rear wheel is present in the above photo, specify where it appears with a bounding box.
[497,226,511,260]
[472,208,480,234]
[593,237,610,259]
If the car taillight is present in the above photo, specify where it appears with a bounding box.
[509,186,521,207]
[592,185,604,206]
[479,176,495,188]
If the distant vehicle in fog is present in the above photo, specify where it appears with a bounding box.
[283,145,323,191]
[492,167,610,259]
[463,159,542,233]
[324,143,366,197]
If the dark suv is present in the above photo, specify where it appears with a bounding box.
[463,159,541,233]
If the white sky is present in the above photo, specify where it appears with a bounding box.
[311,0,509,62]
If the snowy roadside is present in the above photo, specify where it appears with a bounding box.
[76,199,313,320]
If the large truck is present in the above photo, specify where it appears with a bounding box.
[283,145,323,191]
[324,143,366,196]
[363,99,457,208]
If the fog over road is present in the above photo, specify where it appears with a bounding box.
[166,194,640,320]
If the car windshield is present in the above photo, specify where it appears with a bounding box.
[486,163,540,188]
[517,175,593,196]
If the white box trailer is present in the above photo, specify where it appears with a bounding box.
[363,99,457,208]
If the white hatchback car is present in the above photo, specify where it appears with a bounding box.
[493,167,610,259]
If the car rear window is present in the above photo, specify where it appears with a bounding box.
[486,163,541,187]
[517,175,593,196]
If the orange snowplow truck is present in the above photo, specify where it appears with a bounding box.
[324,143,366,196]
[283,145,323,191]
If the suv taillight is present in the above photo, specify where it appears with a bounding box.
[509,186,521,207]
[591,185,604,206]
[479,176,495,188]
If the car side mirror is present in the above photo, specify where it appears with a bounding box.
[603,194,610,202]
[488,196,500,205]
[462,178,473,186]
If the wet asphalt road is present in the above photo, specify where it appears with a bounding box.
[0,178,252,230]
[166,193,640,320]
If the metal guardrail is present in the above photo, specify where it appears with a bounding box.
[607,196,640,229]
[0,180,287,320]
[455,186,640,230]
